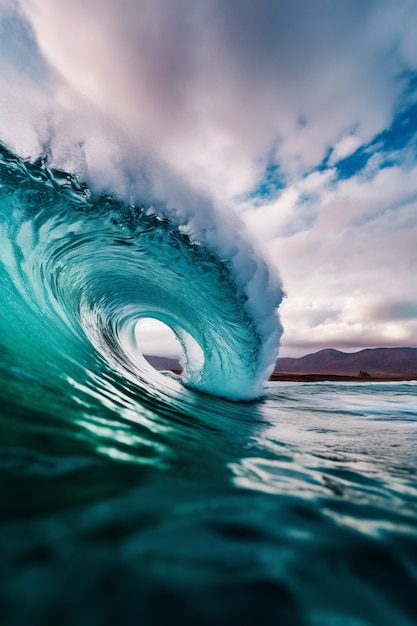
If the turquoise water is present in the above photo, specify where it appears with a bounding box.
[1,145,417,625]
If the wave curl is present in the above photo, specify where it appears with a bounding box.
[0,143,282,401]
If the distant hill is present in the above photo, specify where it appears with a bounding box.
[275,347,417,377]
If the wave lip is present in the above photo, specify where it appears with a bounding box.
[0,142,283,402]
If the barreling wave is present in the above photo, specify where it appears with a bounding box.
[0,142,283,403]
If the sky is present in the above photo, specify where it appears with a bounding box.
[0,0,416,358]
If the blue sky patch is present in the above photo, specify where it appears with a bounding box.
[244,158,286,203]
[247,79,417,204]
[332,97,417,180]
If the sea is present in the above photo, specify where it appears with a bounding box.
[1,143,417,626]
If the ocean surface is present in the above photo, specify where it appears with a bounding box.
[1,144,417,625]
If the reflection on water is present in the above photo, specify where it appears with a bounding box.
[1,380,417,625]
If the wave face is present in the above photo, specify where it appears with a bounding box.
[0,143,282,404]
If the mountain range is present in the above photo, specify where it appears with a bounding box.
[145,347,417,377]
[274,347,417,377]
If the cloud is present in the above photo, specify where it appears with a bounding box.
[266,161,417,355]
[135,319,181,358]
[8,0,414,192]
[329,135,363,166]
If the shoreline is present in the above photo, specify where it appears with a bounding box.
[269,373,417,382]
[166,369,416,383]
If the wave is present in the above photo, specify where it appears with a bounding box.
[0,142,283,404]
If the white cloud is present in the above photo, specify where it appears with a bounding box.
[329,135,363,165]
[9,0,415,194]
[135,319,182,358]
[266,161,417,355]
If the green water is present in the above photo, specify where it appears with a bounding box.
[1,381,417,625]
